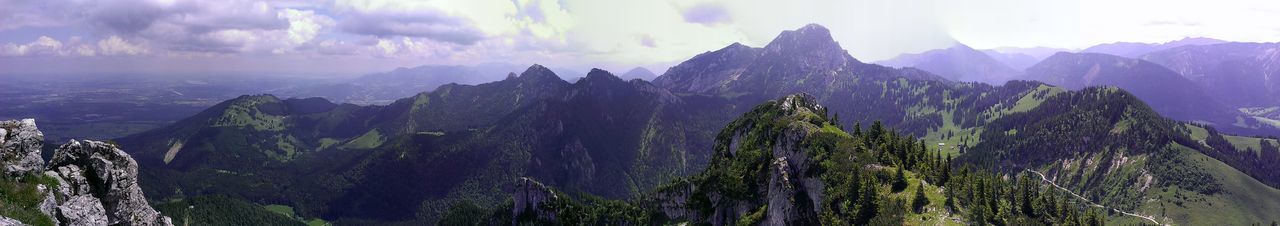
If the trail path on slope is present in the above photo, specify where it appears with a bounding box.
[1024,169,1167,226]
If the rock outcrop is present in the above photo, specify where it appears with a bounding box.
[1,119,45,176]
[511,94,832,225]
[0,119,173,226]
[47,140,172,226]
[512,177,559,224]
[0,216,27,226]
[754,94,826,225]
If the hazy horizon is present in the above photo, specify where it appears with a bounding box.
[2,0,1279,76]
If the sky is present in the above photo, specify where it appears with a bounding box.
[1,0,1279,76]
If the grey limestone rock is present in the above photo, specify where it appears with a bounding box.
[56,195,109,226]
[47,140,173,226]
[1,119,45,176]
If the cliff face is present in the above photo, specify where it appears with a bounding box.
[0,119,173,226]
[709,94,827,225]
[510,94,832,225]
[510,177,559,224]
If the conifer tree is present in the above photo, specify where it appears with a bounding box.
[893,167,909,192]
[912,181,930,213]
[855,178,879,225]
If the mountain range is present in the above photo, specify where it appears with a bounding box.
[881,39,1280,136]
[1082,37,1227,58]
[1141,42,1280,108]
[276,63,589,105]
[618,67,659,81]
[3,24,1277,225]
[878,44,1023,84]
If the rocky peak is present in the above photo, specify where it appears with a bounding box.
[564,68,683,104]
[652,42,762,93]
[777,93,824,115]
[517,64,564,82]
[1,119,44,176]
[568,69,631,95]
[761,23,859,64]
[0,119,172,226]
[690,93,833,225]
[582,68,624,84]
[46,140,173,226]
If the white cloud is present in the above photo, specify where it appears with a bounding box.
[0,35,127,57]
[98,36,148,56]
[2,36,64,57]
[4,0,1280,74]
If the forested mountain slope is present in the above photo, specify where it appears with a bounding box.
[105,24,1280,225]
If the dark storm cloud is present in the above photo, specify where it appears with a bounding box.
[88,0,188,34]
[89,0,292,34]
[338,10,486,45]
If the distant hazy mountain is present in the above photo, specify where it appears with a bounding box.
[1082,37,1225,58]
[617,67,658,81]
[1021,52,1278,134]
[980,49,1041,70]
[277,63,591,105]
[1140,42,1280,108]
[988,46,1074,60]
[878,44,1023,84]
[550,67,588,82]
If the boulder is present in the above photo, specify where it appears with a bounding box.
[38,184,61,226]
[56,195,109,226]
[1,119,45,176]
[47,140,173,226]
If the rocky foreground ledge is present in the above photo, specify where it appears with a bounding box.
[1,119,172,226]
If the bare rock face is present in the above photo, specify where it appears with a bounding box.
[0,216,28,226]
[512,177,559,224]
[0,119,171,226]
[762,119,824,225]
[37,184,61,226]
[47,140,173,226]
[1,119,45,176]
[57,195,109,226]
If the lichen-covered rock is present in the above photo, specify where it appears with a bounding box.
[512,177,559,224]
[1,119,45,176]
[47,140,173,226]
[37,184,61,226]
[47,166,91,199]
[57,195,109,226]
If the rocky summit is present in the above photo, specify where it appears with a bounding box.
[1,119,45,177]
[0,119,172,226]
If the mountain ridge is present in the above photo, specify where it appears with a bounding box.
[878,43,1023,84]
[79,24,1280,225]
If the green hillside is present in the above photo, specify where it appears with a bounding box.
[100,24,1280,225]
[457,94,1111,225]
